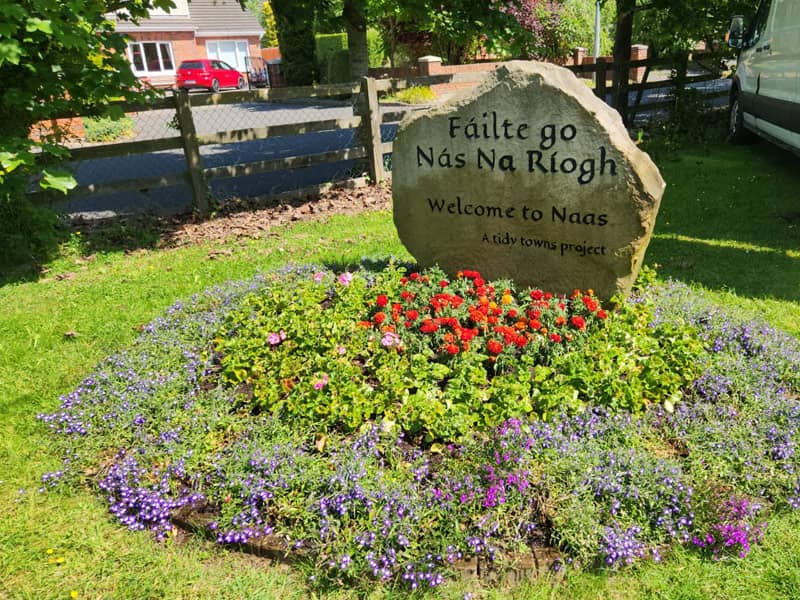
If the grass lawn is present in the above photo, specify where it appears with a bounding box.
[1,131,799,599]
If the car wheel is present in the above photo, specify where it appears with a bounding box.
[728,92,754,144]
[237,76,245,90]
[210,79,220,93]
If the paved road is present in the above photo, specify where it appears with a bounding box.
[54,78,730,218]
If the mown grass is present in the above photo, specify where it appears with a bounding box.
[1,131,799,598]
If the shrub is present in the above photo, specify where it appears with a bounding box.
[209,266,708,441]
[384,86,437,105]
[83,115,135,143]
[316,33,350,83]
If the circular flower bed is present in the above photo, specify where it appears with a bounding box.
[39,263,800,591]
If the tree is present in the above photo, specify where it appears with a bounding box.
[0,0,195,269]
[604,0,756,122]
[495,0,567,59]
[243,0,279,47]
[0,0,180,192]
[270,0,318,85]
[343,0,369,78]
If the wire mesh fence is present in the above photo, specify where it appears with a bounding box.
[29,60,731,219]
[34,86,375,218]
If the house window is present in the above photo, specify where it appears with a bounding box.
[206,40,250,71]
[128,42,175,74]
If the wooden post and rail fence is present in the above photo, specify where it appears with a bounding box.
[30,53,728,217]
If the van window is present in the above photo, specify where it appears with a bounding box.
[747,0,773,46]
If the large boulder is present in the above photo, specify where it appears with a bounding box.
[391,60,665,299]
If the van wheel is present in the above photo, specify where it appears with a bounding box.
[237,76,245,90]
[728,93,754,144]
[210,79,220,93]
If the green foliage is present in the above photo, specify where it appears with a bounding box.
[366,27,386,67]
[0,187,62,278]
[384,85,436,104]
[212,265,704,442]
[0,0,174,186]
[83,115,135,143]
[271,0,318,84]
[633,0,754,56]
[534,298,704,417]
[560,0,616,56]
[262,1,280,46]
[316,33,350,82]
[641,85,726,155]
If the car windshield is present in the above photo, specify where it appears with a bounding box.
[179,61,205,70]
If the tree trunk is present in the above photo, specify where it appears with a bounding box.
[343,0,369,79]
[612,0,635,125]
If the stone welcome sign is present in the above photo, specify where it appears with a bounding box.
[392,61,665,299]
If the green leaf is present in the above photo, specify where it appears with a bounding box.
[40,169,77,194]
[26,18,53,34]
[0,40,23,66]
[0,151,26,174]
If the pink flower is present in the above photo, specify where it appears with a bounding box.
[267,330,286,345]
[338,272,353,286]
[313,374,329,390]
[381,332,401,348]
[313,271,325,283]
[337,346,346,355]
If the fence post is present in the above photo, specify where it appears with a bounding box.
[359,76,385,183]
[175,90,209,215]
[595,60,608,102]
[675,52,689,94]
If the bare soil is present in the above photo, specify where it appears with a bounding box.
[158,183,392,249]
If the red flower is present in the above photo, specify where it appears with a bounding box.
[570,316,586,330]
[460,328,477,342]
[420,319,438,333]
[597,309,608,320]
[373,312,387,325]
[439,280,449,288]
[582,295,599,312]
[549,333,562,343]
[410,272,420,281]
[487,339,503,355]
[554,316,567,327]
[445,343,460,355]
[405,309,419,321]
[530,290,543,300]
[376,294,388,307]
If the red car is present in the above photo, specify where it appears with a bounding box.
[175,59,245,92]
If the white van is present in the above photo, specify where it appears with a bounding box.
[727,0,800,153]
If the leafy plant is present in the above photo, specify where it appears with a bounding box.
[212,265,703,441]
[384,85,437,104]
[83,115,135,143]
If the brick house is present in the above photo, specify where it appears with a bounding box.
[114,0,263,88]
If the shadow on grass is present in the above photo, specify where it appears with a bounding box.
[644,131,800,301]
[0,211,171,286]
[646,235,800,302]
